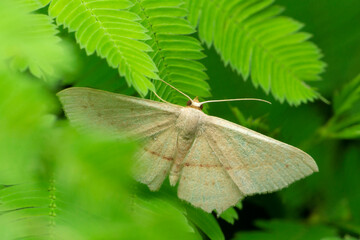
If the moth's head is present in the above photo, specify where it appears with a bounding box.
[187,97,203,111]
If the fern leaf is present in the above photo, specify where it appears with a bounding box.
[186,0,326,105]
[131,0,210,104]
[49,0,159,96]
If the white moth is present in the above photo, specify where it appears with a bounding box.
[58,86,318,214]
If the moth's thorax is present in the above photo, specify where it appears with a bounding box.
[176,107,205,139]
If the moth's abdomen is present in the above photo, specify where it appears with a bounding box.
[169,108,205,186]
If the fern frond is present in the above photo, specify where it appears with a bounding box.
[131,0,210,104]
[49,0,159,96]
[186,0,326,105]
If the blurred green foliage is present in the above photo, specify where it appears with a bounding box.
[0,0,360,239]
[233,220,337,240]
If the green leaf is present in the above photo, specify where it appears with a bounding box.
[217,199,242,224]
[49,0,158,96]
[133,182,224,240]
[322,74,360,139]
[333,123,360,139]
[333,74,360,115]
[131,0,210,105]
[0,1,72,82]
[219,207,238,224]
[186,0,325,105]
[185,205,225,240]
[0,73,55,183]
[13,0,51,12]
[233,220,338,240]
[131,193,199,240]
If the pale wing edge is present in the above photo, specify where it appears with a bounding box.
[203,128,316,196]
[57,87,181,140]
[57,87,183,114]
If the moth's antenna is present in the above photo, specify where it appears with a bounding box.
[151,90,170,104]
[155,79,192,102]
[200,98,272,105]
